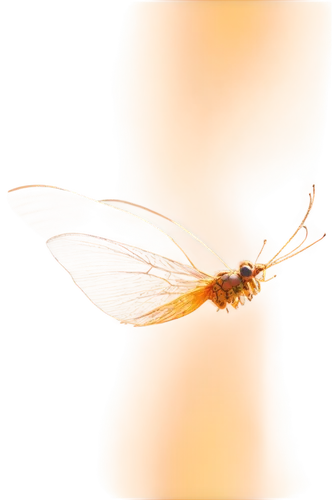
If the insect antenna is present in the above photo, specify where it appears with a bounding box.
[266,224,327,268]
[258,181,327,282]
[254,237,268,265]
[272,182,318,254]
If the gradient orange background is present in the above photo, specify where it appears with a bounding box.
[102,2,331,498]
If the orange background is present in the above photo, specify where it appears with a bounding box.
[102,2,331,498]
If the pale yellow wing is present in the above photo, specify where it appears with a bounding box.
[7,183,192,265]
[7,183,230,270]
[7,183,94,238]
[47,233,213,326]
[99,197,232,271]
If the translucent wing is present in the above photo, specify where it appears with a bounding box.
[131,288,213,327]
[264,182,327,281]
[47,233,214,326]
[8,185,194,267]
[7,183,94,238]
[8,185,229,274]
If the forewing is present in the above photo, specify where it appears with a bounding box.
[101,198,231,270]
[8,185,193,266]
[47,233,213,326]
[7,184,94,238]
[97,197,192,266]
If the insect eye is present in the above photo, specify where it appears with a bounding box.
[240,265,253,278]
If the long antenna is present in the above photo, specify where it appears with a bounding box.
[171,220,232,271]
[255,239,267,264]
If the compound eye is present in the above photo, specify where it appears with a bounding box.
[240,265,253,278]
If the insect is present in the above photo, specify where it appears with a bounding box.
[8,185,325,327]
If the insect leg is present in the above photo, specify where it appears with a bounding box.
[246,279,254,295]
[254,279,261,293]
[239,295,246,306]
[230,298,239,309]
[248,278,260,295]
[265,273,280,283]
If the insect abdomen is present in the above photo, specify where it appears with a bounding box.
[209,271,264,310]
[211,272,244,309]
[211,282,227,309]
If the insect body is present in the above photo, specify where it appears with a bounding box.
[211,265,261,311]
[8,185,325,326]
